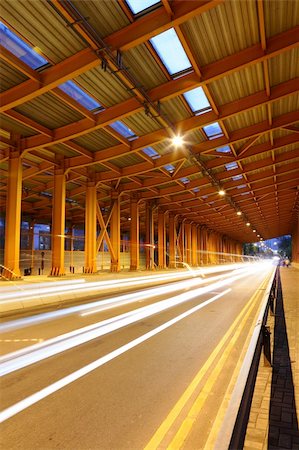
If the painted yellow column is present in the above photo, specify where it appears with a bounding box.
[4,152,22,278]
[201,227,207,265]
[292,217,299,264]
[110,192,120,272]
[130,196,139,271]
[84,182,97,273]
[145,202,154,270]
[191,223,198,266]
[179,221,185,263]
[50,169,66,276]
[185,222,192,264]
[197,226,201,265]
[168,213,176,268]
[158,209,165,269]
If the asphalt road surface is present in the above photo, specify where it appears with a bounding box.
[0,262,275,449]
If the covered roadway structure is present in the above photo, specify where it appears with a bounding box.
[0,0,299,278]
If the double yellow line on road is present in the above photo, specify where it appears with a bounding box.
[144,274,271,450]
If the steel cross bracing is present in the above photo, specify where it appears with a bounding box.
[0,0,298,242]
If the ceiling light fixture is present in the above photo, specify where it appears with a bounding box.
[246,222,250,226]
[218,189,225,196]
[237,211,242,216]
[172,135,184,147]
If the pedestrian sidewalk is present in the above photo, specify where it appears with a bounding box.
[244,266,299,449]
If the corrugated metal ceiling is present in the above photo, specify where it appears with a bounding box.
[14,92,84,129]
[72,129,121,152]
[264,0,299,38]
[224,105,267,133]
[75,66,133,108]
[269,48,299,86]
[0,0,297,241]
[1,0,85,64]
[0,60,28,91]
[0,114,36,136]
[73,0,130,39]
[123,44,169,90]
[209,63,265,105]
[181,0,260,66]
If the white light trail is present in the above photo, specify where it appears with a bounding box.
[0,289,230,424]
[0,266,258,376]
[0,263,251,304]
[0,266,249,333]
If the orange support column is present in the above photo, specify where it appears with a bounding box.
[110,192,120,272]
[145,202,154,270]
[201,227,208,264]
[177,220,184,264]
[4,152,22,278]
[168,213,176,268]
[185,222,192,264]
[51,169,66,276]
[158,210,165,269]
[292,218,299,265]
[197,226,201,265]
[191,223,198,267]
[84,182,97,273]
[130,196,139,271]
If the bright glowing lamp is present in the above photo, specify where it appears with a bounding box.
[172,135,184,147]
[218,190,225,196]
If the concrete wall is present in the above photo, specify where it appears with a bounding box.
[0,249,146,276]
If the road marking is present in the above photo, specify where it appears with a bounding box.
[144,275,269,450]
[0,339,43,343]
[0,290,230,424]
[203,270,276,450]
[0,268,252,377]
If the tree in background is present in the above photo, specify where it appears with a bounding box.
[277,235,292,259]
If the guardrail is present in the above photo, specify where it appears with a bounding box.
[214,264,279,449]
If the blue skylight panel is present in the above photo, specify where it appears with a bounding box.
[110,121,137,140]
[203,122,223,139]
[0,21,48,69]
[164,164,175,172]
[180,177,190,184]
[237,184,247,189]
[59,81,102,111]
[216,145,231,153]
[143,147,159,158]
[193,187,200,193]
[183,87,211,114]
[225,162,238,171]
[126,0,160,14]
[232,174,243,181]
[150,28,192,76]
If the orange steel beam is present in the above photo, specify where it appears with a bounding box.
[51,88,95,121]
[3,110,53,137]
[137,151,299,203]
[87,131,299,185]
[1,26,297,124]
[151,36,299,106]
[22,162,54,180]
[237,135,261,157]
[121,157,299,199]
[18,80,297,172]
[0,45,41,81]
[0,48,100,111]
[105,0,223,51]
